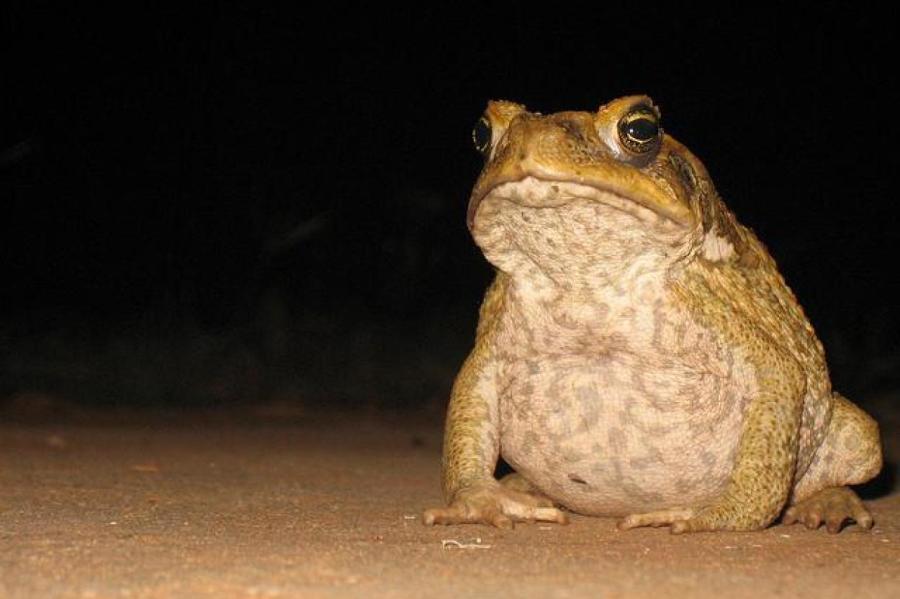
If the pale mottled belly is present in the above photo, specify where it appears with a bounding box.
[498,354,749,515]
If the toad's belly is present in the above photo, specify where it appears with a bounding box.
[499,355,750,515]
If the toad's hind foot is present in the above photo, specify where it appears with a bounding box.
[423,480,568,529]
[498,472,557,504]
[782,487,873,533]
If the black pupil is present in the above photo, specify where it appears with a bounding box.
[473,118,491,153]
[627,117,658,142]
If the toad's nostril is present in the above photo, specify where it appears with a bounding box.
[568,473,588,484]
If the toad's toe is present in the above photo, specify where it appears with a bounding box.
[618,507,696,531]
[782,487,873,533]
[423,481,568,528]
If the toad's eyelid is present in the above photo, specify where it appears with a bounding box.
[624,106,659,121]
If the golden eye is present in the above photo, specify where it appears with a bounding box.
[617,105,661,154]
[472,116,492,155]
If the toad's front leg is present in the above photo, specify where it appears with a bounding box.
[422,347,567,528]
[422,286,567,529]
[621,345,806,533]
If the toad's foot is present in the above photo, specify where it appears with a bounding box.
[423,481,568,529]
[619,501,772,534]
[782,487,873,533]
[618,508,697,533]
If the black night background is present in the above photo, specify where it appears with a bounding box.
[3,5,898,418]
[3,5,900,595]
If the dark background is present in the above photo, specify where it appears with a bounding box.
[2,5,898,416]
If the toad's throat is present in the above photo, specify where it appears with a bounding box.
[470,189,691,288]
[469,177,691,232]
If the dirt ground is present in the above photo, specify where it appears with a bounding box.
[1,414,897,598]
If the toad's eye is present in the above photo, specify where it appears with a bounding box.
[617,105,661,155]
[472,117,492,155]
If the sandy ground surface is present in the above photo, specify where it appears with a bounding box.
[1,415,897,599]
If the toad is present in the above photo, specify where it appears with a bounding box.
[423,96,882,533]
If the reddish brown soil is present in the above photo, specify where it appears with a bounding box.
[1,417,897,598]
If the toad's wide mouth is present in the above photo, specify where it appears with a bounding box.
[469,180,694,284]
[468,176,693,233]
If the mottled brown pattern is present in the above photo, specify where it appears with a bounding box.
[423,95,882,534]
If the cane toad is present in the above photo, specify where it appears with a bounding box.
[423,95,882,533]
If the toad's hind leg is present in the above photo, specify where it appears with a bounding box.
[792,393,881,504]
[500,472,564,508]
[782,487,873,533]
[499,472,558,505]
[785,393,881,533]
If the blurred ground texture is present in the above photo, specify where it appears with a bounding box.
[1,412,897,599]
